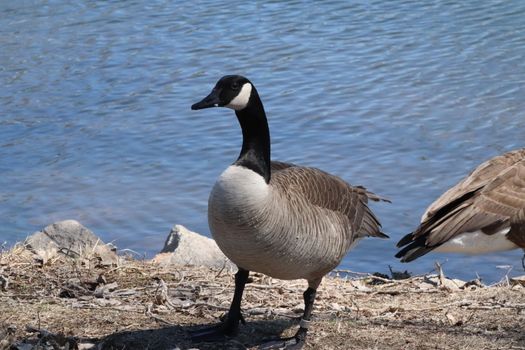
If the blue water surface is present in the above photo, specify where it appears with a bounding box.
[1,0,525,282]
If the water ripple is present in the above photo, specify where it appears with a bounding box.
[1,0,524,281]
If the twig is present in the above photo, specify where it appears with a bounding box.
[185,302,229,311]
[331,269,369,276]
[435,262,446,287]
[248,283,302,292]
[72,305,144,313]
[399,300,472,312]
[145,303,176,326]
[464,303,525,310]
[0,293,54,299]
[153,278,175,309]
[214,260,228,278]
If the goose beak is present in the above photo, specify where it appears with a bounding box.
[191,89,222,110]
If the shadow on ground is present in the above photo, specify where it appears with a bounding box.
[98,318,297,350]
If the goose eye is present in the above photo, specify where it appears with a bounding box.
[231,82,240,90]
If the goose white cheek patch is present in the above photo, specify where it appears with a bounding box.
[226,83,252,110]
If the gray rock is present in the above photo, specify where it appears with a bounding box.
[24,220,117,265]
[153,225,234,269]
[419,275,466,290]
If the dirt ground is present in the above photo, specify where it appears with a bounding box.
[1,246,524,350]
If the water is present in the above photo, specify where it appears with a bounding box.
[1,0,524,283]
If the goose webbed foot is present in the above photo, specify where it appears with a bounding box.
[190,313,246,343]
[258,327,307,350]
[192,268,250,343]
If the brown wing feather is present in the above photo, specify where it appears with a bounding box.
[397,150,525,261]
[270,161,387,239]
[422,159,525,245]
[422,149,525,221]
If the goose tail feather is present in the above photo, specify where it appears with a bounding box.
[357,186,391,203]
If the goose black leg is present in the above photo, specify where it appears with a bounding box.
[259,287,317,350]
[521,250,525,270]
[191,268,249,342]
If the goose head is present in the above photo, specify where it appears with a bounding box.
[191,75,253,111]
[191,75,271,183]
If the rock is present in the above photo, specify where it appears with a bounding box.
[419,275,466,290]
[24,220,117,265]
[153,225,234,269]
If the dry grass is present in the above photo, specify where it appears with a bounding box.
[1,246,524,350]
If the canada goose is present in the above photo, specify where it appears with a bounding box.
[396,149,525,267]
[190,75,388,349]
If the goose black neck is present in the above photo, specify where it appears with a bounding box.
[234,91,271,183]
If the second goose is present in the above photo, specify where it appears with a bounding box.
[396,149,525,264]
[190,75,388,349]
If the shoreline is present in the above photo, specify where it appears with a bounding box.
[1,240,524,349]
